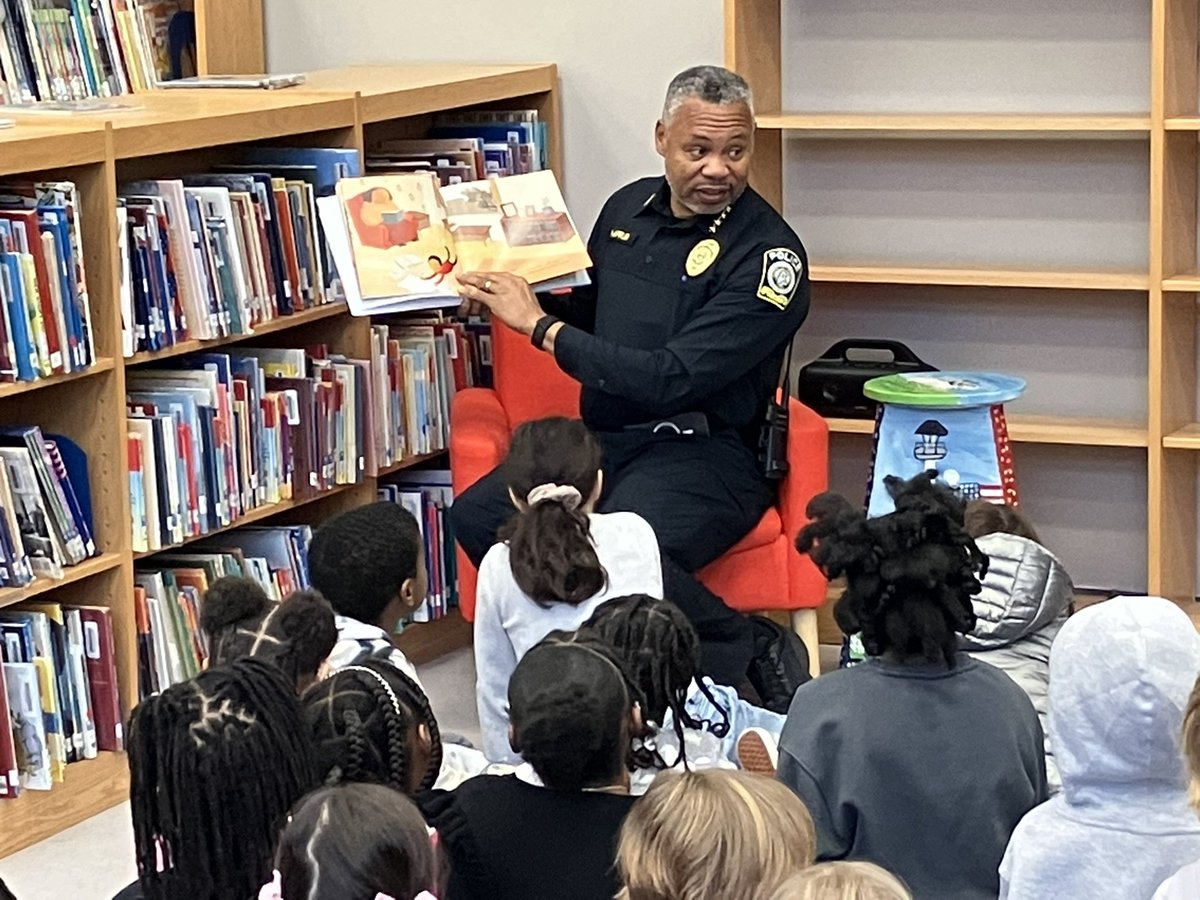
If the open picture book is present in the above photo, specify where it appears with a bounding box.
[318,170,592,316]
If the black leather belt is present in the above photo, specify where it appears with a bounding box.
[624,412,710,436]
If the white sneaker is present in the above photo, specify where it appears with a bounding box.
[736,726,779,778]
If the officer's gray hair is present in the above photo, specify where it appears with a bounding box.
[661,66,754,124]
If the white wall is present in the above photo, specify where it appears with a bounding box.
[263,0,723,231]
[266,0,1153,593]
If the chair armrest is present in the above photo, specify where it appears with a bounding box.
[779,399,830,536]
[450,388,511,497]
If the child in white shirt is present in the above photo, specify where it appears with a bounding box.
[474,417,662,763]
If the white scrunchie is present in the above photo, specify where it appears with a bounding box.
[526,482,583,510]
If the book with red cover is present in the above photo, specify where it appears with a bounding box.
[69,606,124,752]
[272,181,305,313]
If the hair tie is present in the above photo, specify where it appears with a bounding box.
[526,483,582,510]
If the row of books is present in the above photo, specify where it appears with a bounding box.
[364,107,550,185]
[0,425,97,588]
[135,524,312,696]
[380,470,458,623]
[1,601,121,796]
[0,179,96,382]
[118,147,360,356]
[126,316,491,553]
[0,0,190,106]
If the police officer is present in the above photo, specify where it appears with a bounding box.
[455,65,810,711]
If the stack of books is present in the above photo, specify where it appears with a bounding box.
[0,602,122,796]
[0,426,97,586]
[133,524,312,696]
[118,147,360,357]
[0,0,193,105]
[379,469,457,623]
[0,179,96,381]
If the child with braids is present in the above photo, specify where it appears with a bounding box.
[422,635,645,900]
[115,658,321,900]
[779,472,1047,900]
[261,783,441,900]
[303,658,443,795]
[574,594,783,790]
[475,417,662,762]
[200,576,337,694]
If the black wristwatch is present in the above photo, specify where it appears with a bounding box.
[530,315,561,350]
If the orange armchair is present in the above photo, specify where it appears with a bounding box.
[450,323,830,675]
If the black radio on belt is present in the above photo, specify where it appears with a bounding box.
[798,339,936,419]
[759,339,795,481]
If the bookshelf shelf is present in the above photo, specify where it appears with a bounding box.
[825,414,1148,448]
[1163,425,1200,450]
[1163,274,1200,292]
[0,125,108,177]
[0,751,128,858]
[0,552,124,611]
[395,609,472,666]
[131,484,363,561]
[376,450,449,477]
[126,304,349,366]
[810,265,1150,292]
[0,358,117,400]
[756,112,1152,139]
[302,64,558,124]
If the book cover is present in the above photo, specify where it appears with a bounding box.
[0,663,20,797]
[3,661,51,790]
[72,606,123,751]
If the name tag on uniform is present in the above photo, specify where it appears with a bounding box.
[609,228,636,244]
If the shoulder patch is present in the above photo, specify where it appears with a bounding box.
[756,247,803,309]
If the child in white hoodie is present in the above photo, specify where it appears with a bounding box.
[1000,595,1200,900]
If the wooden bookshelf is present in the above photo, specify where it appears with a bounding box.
[0,62,557,858]
[725,0,1190,607]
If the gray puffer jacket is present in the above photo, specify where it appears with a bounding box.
[959,532,1074,794]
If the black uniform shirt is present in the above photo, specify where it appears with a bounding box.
[547,176,809,442]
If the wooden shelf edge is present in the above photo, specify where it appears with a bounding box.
[0,752,128,858]
[0,552,124,610]
[825,415,1148,448]
[394,609,471,666]
[126,304,349,366]
[1165,117,1200,131]
[0,357,116,400]
[1164,425,1200,449]
[1163,275,1200,292]
[810,265,1149,292]
[374,449,449,478]
[133,483,361,561]
[759,112,1151,138]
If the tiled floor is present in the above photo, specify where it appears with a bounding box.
[0,644,836,899]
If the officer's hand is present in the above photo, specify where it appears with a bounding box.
[458,272,542,335]
[456,297,490,319]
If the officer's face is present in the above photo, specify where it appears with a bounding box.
[656,98,754,217]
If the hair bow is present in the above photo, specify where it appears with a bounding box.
[526,482,582,510]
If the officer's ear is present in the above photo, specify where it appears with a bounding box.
[655,120,668,158]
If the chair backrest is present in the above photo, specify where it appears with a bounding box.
[492,320,580,428]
